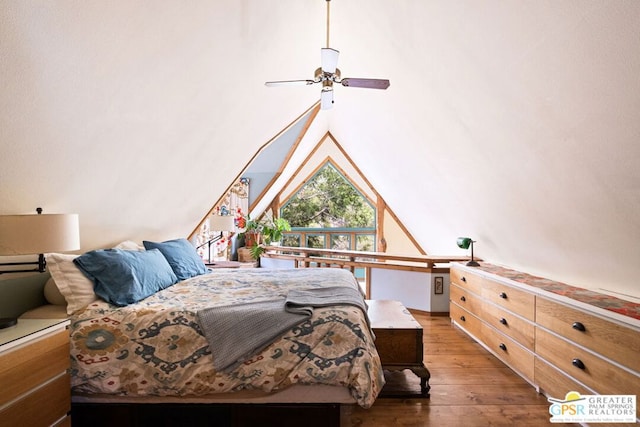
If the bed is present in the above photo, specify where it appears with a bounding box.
[35,240,384,426]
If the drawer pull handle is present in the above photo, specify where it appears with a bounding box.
[572,322,586,332]
[499,292,508,299]
[461,276,467,282]
[572,358,586,370]
[499,343,507,351]
[460,315,466,322]
[460,296,466,302]
[500,318,508,325]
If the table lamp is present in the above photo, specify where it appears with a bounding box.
[207,214,236,261]
[457,237,480,267]
[0,208,80,328]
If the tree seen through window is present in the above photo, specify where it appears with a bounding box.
[280,162,375,251]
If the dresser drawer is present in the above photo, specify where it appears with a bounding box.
[0,372,71,426]
[481,301,535,351]
[450,284,482,317]
[450,267,483,295]
[0,328,70,405]
[482,279,535,321]
[450,303,482,340]
[536,327,640,399]
[481,323,534,383]
[534,357,592,400]
[536,297,640,373]
[535,356,638,426]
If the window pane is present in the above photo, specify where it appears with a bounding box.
[281,163,375,228]
[283,234,300,247]
[356,234,375,252]
[331,234,351,250]
[306,235,326,249]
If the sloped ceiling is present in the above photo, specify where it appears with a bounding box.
[1,1,639,298]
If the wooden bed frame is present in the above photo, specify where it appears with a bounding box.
[72,402,341,427]
[70,383,354,426]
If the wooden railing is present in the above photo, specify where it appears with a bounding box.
[260,245,473,272]
[261,246,476,308]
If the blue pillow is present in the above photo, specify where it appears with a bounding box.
[74,248,178,306]
[143,238,207,281]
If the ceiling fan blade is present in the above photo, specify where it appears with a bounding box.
[320,88,334,110]
[265,79,317,87]
[321,48,339,74]
[340,78,390,90]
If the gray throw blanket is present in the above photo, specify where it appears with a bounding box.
[197,286,368,372]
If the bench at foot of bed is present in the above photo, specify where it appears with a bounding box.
[368,299,431,397]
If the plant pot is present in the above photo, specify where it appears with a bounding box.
[244,232,261,248]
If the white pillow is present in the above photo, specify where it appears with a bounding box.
[43,277,67,306]
[113,240,145,251]
[46,253,99,314]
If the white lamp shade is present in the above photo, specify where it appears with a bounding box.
[209,215,235,232]
[0,214,80,255]
[321,48,339,74]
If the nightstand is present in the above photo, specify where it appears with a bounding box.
[206,261,258,268]
[207,261,241,268]
[0,318,71,427]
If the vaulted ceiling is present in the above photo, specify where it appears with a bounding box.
[1,1,639,299]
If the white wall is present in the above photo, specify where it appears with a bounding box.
[369,269,450,313]
[1,2,639,301]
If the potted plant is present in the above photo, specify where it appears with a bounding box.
[238,215,291,261]
[251,216,291,260]
[240,215,264,249]
[263,217,291,246]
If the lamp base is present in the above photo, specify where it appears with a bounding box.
[466,260,480,267]
[0,317,18,329]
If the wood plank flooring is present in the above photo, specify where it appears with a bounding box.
[341,312,579,426]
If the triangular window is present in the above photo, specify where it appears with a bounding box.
[280,161,376,251]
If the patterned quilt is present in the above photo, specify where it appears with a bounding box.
[69,268,384,408]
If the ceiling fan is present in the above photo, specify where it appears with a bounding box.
[265,0,390,109]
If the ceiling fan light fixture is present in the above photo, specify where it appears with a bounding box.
[263,0,390,108]
[320,88,334,110]
[321,48,339,74]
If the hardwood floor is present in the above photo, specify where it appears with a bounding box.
[341,312,579,426]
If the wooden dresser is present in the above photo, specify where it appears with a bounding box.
[0,319,71,427]
[450,263,640,421]
[450,266,536,383]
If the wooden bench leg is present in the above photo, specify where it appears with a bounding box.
[409,365,431,397]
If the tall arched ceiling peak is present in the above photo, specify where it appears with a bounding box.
[2,2,639,298]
